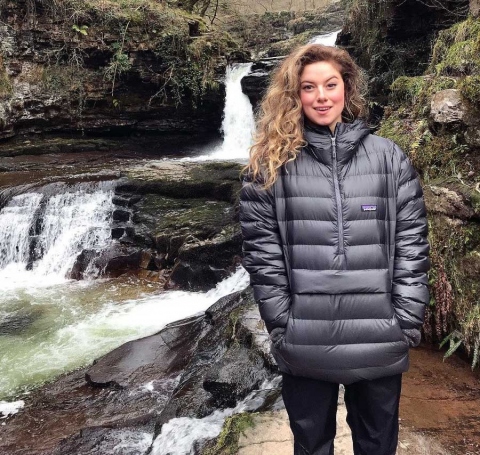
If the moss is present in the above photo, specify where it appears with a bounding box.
[429,17,480,76]
[204,413,255,455]
[139,195,233,238]
[459,75,480,105]
[389,76,427,107]
[0,58,12,99]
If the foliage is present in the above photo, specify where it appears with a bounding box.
[458,75,480,105]
[204,413,255,455]
[379,14,480,368]
[429,16,480,76]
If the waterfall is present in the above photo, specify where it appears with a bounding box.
[0,181,115,286]
[309,29,342,46]
[181,63,255,162]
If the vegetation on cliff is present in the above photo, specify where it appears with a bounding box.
[376,14,480,366]
[0,0,241,141]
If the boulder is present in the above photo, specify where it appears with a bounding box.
[424,185,475,220]
[430,89,465,124]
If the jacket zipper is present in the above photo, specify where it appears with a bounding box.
[331,136,344,255]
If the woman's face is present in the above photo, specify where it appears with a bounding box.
[300,60,345,133]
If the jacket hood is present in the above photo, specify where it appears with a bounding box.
[303,119,371,166]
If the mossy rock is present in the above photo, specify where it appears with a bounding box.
[429,17,480,76]
[266,30,318,57]
[459,75,480,105]
[136,194,234,240]
[204,412,256,455]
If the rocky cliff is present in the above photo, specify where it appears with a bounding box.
[338,0,470,104]
[332,0,480,365]
[0,0,242,154]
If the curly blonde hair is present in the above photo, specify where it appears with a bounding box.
[244,44,367,189]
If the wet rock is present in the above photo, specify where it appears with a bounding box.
[71,244,153,279]
[203,345,269,408]
[111,226,125,239]
[51,425,155,455]
[69,249,97,280]
[167,229,243,291]
[86,313,206,388]
[154,289,275,430]
[113,209,131,222]
[431,89,465,124]
[241,59,282,108]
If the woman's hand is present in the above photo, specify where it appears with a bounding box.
[270,327,286,348]
[402,328,421,347]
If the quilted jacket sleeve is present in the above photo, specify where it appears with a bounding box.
[392,145,430,329]
[239,177,292,334]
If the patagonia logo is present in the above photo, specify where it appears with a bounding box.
[361,204,377,212]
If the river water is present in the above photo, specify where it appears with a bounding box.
[0,63,255,412]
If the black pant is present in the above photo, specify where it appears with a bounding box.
[282,373,402,455]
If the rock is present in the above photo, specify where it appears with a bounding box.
[424,185,475,219]
[338,0,469,103]
[465,126,480,147]
[167,229,243,291]
[69,249,97,280]
[430,89,465,124]
[203,345,269,408]
[471,0,480,16]
[112,208,130,222]
[241,59,282,108]
[86,313,206,388]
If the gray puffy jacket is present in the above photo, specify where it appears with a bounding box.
[239,120,430,384]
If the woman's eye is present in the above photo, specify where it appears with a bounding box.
[302,85,314,91]
[327,84,337,89]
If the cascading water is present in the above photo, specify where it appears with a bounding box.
[0,181,115,286]
[181,63,255,162]
[309,29,342,46]
[151,376,282,455]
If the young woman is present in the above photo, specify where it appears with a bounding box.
[239,44,430,455]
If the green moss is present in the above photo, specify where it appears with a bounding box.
[139,195,233,238]
[429,17,480,76]
[459,75,480,105]
[389,76,427,107]
[204,413,255,455]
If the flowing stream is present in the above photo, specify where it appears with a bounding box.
[180,63,255,162]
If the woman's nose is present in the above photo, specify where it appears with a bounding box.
[316,87,327,100]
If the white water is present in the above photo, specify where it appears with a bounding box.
[0,266,249,400]
[180,63,255,162]
[151,376,282,455]
[309,29,342,46]
[0,181,115,288]
[0,400,24,418]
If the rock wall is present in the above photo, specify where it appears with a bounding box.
[0,0,242,152]
[338,0,470,104]
[376,14,480,363]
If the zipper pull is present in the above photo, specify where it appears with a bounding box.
[331,137,336,159]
